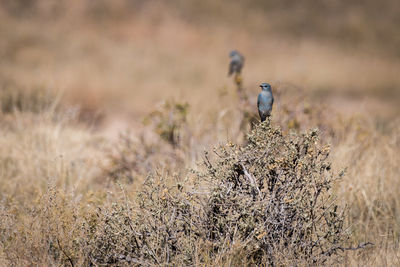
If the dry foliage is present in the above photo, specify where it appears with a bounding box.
[1,1,399,265]
[0,111,353,266]
[81,120,350,266]
[199,120,348,265]
[144,100,190,148]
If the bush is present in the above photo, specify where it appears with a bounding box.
[87,177,200,266]
[1,119,348,266]
[101,132,186,184]
[199,119,348,265]
[144,100,189,148]
[87,120,349,266]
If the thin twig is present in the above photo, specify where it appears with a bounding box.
[323,242,374,256]
[241,163,262,199]
[56,238,74,267]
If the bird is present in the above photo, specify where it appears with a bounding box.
[228,50,245,76]
[257,83,274,122]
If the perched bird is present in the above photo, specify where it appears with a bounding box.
[257,83,274,122]
[228,50,245,76]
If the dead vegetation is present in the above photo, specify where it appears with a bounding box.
[199,121,349,265]
[93,120,352,266]
[0,75,398,266]
[0,107,355,265]
[0,1,400,266]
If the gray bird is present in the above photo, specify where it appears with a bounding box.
[228,50,245,76]
[257,83,274,122]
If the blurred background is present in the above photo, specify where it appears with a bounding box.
[1,0,399,135]
[1,1,400,265]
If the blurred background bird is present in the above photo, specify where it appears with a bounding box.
[228,50,245,77]
[257,83,274,122]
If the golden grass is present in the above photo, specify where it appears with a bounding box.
[333,117,400,265]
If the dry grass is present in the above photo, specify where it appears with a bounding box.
[1,0,400,266]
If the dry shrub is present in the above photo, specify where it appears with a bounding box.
[101,100,190,184]
[84,198,139,265]
[199,120,348,265]
[0,184,86,266]
[86,177,199,266]
[102,133,157,183]
[144,100,190,148]
[84,119,350,266]
[101,132,187,185]
[0,105,363,266]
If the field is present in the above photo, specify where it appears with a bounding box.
[0,0,399,265]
